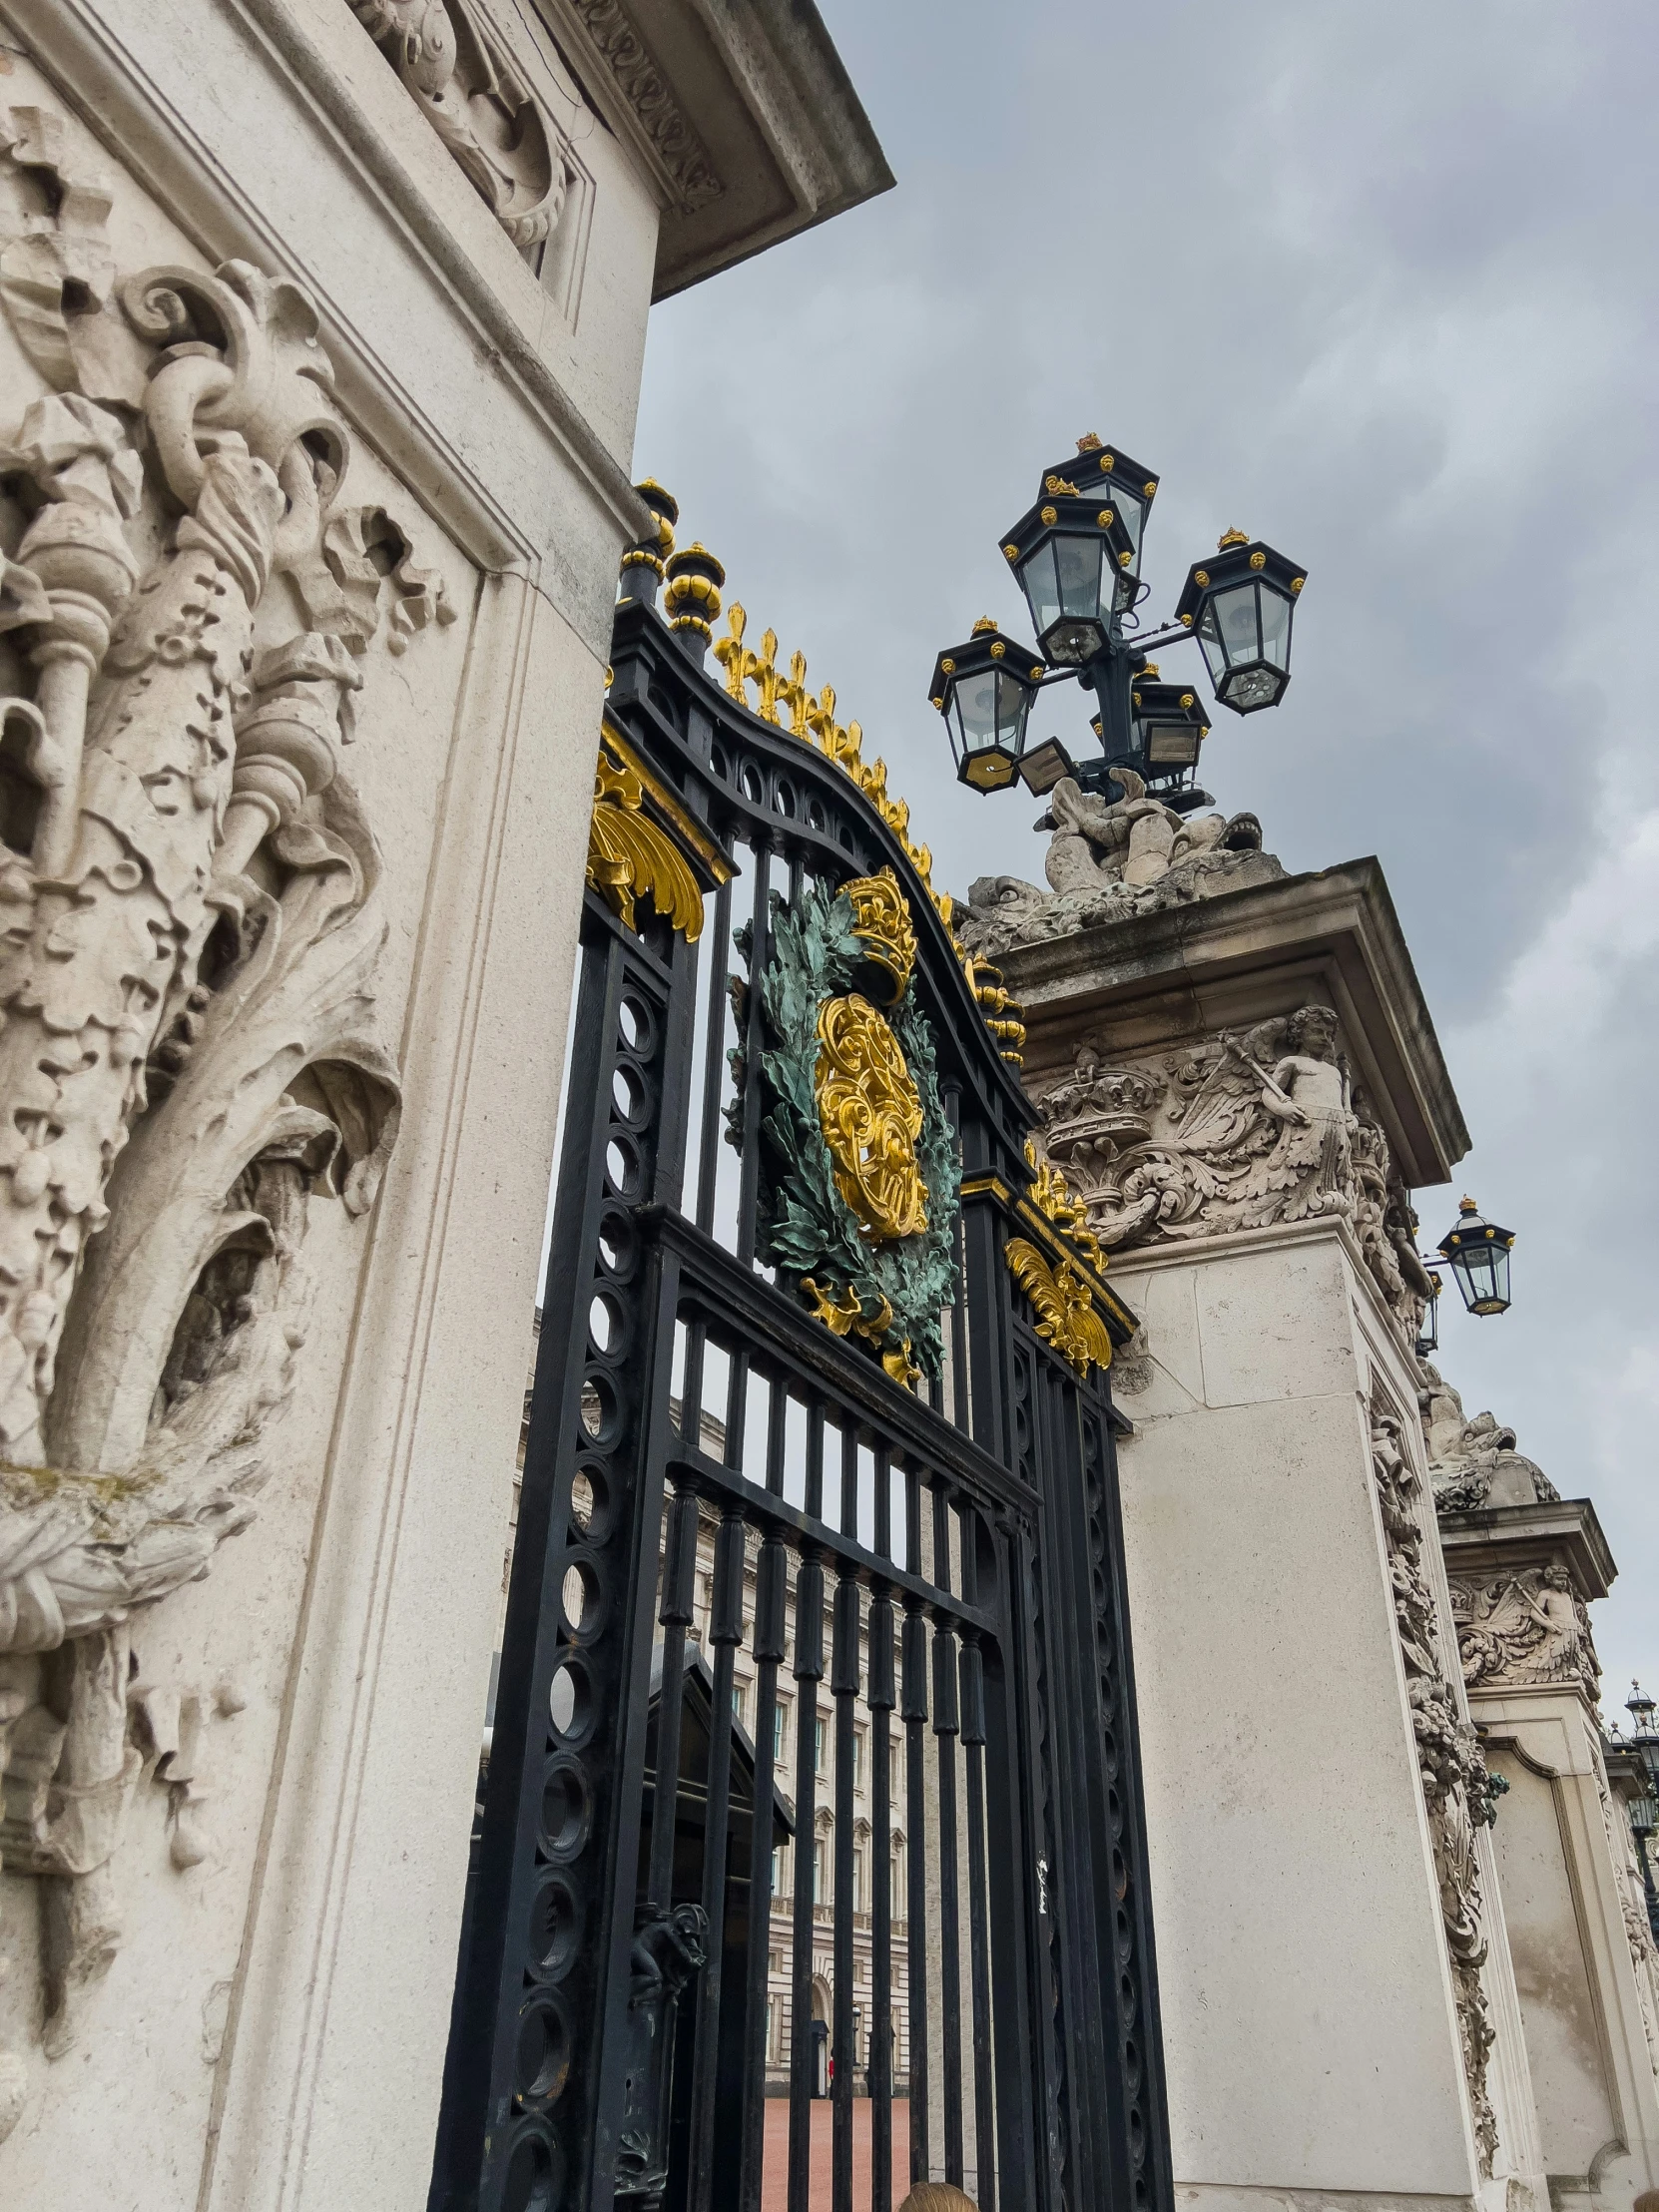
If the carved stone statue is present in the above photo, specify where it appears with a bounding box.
[953,769,1280,958]
[0,116,453,2120]
[1419,1363,1559,1510]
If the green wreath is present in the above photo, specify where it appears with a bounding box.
[735,877,959,1381]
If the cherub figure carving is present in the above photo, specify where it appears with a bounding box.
[1452,1565,1597,1693]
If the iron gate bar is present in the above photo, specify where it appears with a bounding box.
[430,575,1173,2212]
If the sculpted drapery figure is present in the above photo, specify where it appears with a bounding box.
[0,122,452,2119]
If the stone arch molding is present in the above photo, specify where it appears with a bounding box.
[0,103,454,2131]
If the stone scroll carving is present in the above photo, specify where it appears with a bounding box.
[1031,1006,1434,1345]
[1371,1398,1501,2173]
[952,770,1282,960]
[346,0,573,249]
[566,0,723,212]
[1588,1723,1659,2081]
[0,112,454,2127]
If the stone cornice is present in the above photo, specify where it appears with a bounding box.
[1000,856,1470,1190]
[1436,1496,1617,1601]
[540,0,892,297]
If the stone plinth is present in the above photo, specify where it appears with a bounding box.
[997,859,1537,2212]
[1439,1494,1659,2212]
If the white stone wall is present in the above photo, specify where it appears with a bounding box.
[0,3,659,2200]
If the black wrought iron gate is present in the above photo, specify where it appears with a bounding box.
[430,552,1173,2212]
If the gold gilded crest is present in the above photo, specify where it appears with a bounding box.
[840,866,917,1005]
[815,993,928,1242]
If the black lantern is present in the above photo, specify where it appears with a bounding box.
[1061,436,1160,582]
[1436,1197,1515,1317]
[1629,1684,1658,1743]
[1001,464,1139,668]
[1174,530,1307,715]
[1131,663,1210,773]
[929,619,1046,792]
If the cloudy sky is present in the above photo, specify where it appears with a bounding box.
[632,1,1659,1712]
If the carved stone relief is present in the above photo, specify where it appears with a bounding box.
[1448,1567,1599,1697]
[1371,1396,1500,2173]
[1586,1720,1659,2081]
[1030,1004,1433,1344]
[0,106,456,2131]
[345,0,575,252]
[952,770,1282,960]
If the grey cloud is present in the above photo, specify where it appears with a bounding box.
[631,0,1659,1700]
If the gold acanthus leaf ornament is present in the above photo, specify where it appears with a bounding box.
[815,994,929,1243]
[1005,1238,1114,1378]
[586,751,704,939]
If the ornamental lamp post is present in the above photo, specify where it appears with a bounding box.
[929,619,1046,792]
[1436,1196,1515,1318]
[932,431,1306,805]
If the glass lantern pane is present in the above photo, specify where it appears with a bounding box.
[1260,584,1293,669]
[1489,1245,1511,1305]
[1197,601,1228,687]
[954,669,1000,752]
[1019,542,1061,638]
[1222,666,1282,711]
[1055,534,1106,621]
[1215,584,1262,669]
[994,669,1031,748]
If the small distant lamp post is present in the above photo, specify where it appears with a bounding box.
[931,432,1305,801]
[1436,1197,1516,1318]
[929,620,1047,793]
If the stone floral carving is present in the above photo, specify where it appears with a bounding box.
[0,129,453,2123]
[1371,1399,1500,2172]
[952,770,1280,959]
[1419,1364,1559,1512]
[1449,1567,1598,1696]
[346,0,571,249]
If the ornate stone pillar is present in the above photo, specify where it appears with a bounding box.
[984,829,1540,2212]
[1436,1406,1659,2212]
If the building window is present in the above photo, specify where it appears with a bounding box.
[890,1741,901,1799]
[852,1729,864,1789]
[774,1704,787,1760]
[815,1717,827,1775]
[851,1850,864,1912]
[733,1683,747,1728]
[769,1950,782,1975]
[767,1995,779,2061]
[891,1843,904,1904]
[814,1839,828,1904]
[772,1846,786,1896]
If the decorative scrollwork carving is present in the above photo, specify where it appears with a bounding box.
[1370,1398,1499,2172]
[0,138,457,2111]
[1005,1236,1113,1379]
[344,0,570,249]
